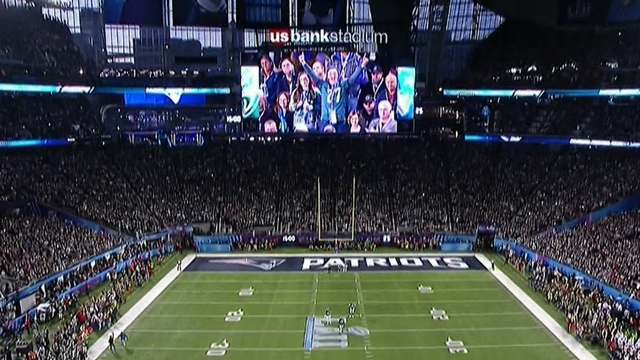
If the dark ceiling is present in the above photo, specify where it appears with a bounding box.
[476,0,560,27]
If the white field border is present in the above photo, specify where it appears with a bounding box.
[88,252,596,360]
[474,254,596,360]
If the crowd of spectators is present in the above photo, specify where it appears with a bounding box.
[0,238,169,359]
[24,243,163,360]
[0,214,126,292]
[522,210,640,299]
[0,139,637,358]
[0,123,638,357]
[0,96,103,141]
[2,141,639,240]
[503,247,640,360]
[99,68,227,87]
[0,149,161,235]
[233,238,278,252]
[454,98,640,141]
[2,139,637,308]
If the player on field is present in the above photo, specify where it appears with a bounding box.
[108,333,116,353]
[338,317,346,332]
[119,330,129,348]
[325,308,332,324]
[349,302,356,318]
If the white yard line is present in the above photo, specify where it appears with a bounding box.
[157,299,512,305]
[143,311,529,318]
[355,272,374,360]
[169,288,500,293]
[304,273,319,360]
[178,278,492,283]
[127,326,541,334]
[122,343,559,352]
[311,273,319,309]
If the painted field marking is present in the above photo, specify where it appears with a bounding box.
[126,326,541,334]
[142,312,530,318]
[122,343,559,352]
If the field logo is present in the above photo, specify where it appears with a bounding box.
[310,318,370,349]
[225,309,243,322]
[302,257,471,270]
[238,287,254,297]
[207,339,229,356]
[208,258,286,271]
[430,308,449,321]
[446,337,468,354]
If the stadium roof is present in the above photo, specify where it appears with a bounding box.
[476,0,559,26]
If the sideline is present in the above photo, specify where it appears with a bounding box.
[87,254,195,360]
[474,254,597,360]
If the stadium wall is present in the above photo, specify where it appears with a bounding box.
[193,234,240,252]
[495,239,640,312]
[194,233,476,253]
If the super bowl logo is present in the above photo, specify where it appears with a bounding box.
[310,319,370,349]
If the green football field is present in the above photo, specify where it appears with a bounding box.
[98,270,576,360]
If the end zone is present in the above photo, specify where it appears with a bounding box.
[186,253,486,272]
[474,254,597,360]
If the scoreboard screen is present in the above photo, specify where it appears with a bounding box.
[241,50,415,134]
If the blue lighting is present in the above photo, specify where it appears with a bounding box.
[444,88,640,98]
[464,134,640,148]
[0,139,71,148]
[0,83,232,95]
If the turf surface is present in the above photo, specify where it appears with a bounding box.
[98,268,578,360]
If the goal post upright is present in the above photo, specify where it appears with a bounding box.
[351,175,356,242]
[316,176,356,243]
[317,177,321,242]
